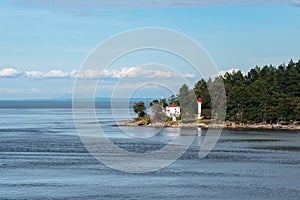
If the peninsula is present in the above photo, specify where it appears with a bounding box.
[122,60,300,131]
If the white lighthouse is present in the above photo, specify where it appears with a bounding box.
[197,98,202,119]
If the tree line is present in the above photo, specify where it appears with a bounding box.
[193,59,300,124]
[133,59,300,124]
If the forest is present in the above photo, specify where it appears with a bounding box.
[183,59,300,124]
[133,59,300,124]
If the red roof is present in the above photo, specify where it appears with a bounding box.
[167,103,180,107]
[197,98,202,103]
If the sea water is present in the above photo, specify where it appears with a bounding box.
[0,101,299,199]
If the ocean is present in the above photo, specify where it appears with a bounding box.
[0,101,299,199]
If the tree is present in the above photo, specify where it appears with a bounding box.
[178,84,197,121]
[294,103,300,120]
[171,60,300,124]
[208,76,226,122]
[149,99,159,107]
[193,79,211,110]
[168,95,179,106]
[159,98,168,108]
[150,101,166,123]
[177,84,190,106]
[133,101,146,118]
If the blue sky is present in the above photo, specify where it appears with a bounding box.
[0,0,300,99]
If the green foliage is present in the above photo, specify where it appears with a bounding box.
[160,98,168,108]
[168,95,179,105]
[145,116,151,124]
[133,101,146,118]
[293,98,300,120]
[150,102,166,123]
[176,59,300,124]
[150,99,168,108]
[165,117,172,122]
[177,84,197,122]
[225,60,300,123]
[149,99,159,107]
[193,79,211,117]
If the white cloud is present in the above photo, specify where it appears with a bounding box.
[1,67,196,79]
[216,68,246,78]
[71,69,103,79]
[106,67,167,79]
[74,67,196,79]
[25,71,44,78]
[184,73,196,78]
[44,70,69,78]
[25,70,70,79]
[0,68,21,77]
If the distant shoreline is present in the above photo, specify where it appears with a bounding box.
[119,119,300,131]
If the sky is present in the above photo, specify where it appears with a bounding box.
[0,0,300,99]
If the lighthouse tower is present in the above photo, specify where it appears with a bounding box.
[197,98,202,119]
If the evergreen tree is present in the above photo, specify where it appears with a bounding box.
[176,59,300,124]
[177,84,197,121]
[133,101,146,118]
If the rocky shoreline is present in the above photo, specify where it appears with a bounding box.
[119,119,300,131]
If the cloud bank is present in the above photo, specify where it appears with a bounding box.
[0,67,195,79]
[0,68,21,77]
[19,0,300,8]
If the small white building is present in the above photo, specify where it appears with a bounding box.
[166,103,181,118]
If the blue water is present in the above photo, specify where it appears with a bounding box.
[0,101,299,199]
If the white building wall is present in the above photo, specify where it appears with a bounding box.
[166,106,180,117]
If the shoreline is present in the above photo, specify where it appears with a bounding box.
[119,120,300,131]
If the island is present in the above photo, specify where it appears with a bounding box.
[120,60,300,131]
